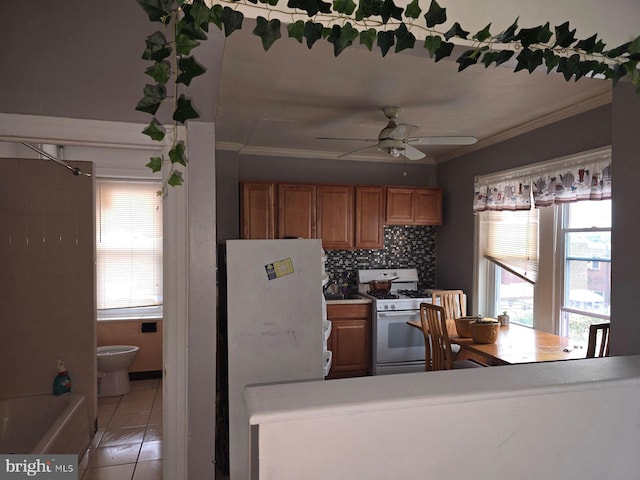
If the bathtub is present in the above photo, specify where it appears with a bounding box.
[0,393,91,456]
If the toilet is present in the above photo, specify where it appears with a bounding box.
[97,345,139,397]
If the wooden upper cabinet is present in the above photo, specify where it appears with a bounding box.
[385,187,415,224]
[386,187,443,225]
[414,188,442,225]
[241,182,276,239]
[355,186,385,249]
[317,185,354,250]
[277,184,316,239]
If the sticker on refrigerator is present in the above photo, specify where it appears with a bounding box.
[265,258,294,280]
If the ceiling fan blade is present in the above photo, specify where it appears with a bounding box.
[401,144,426,161]
[407,136,478,146]
[317,136,378,142]
[337,143,379,158]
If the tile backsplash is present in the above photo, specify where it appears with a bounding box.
[325,225,437,291]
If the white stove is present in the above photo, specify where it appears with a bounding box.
[358,268,434,375]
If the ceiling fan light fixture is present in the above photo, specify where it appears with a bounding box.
[389,147,402,158]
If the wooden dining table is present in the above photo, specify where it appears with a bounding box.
[407,319,587,365]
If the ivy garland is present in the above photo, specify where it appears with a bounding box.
[135,0,640,189]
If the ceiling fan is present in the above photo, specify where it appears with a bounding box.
[319,106,478,160]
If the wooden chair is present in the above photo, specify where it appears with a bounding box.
[586,322,610,358]
[431,290,466,320]
[419,303,483,371]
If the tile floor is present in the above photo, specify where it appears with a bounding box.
[79,378,163,480]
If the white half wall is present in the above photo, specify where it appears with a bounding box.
[246,356,640,480]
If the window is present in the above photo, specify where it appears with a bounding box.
[96,179,163,319]
[559,200,611,342]
[478,208,538,326]
[475,147,611,340]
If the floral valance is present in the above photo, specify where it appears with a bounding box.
[473,147,612,212]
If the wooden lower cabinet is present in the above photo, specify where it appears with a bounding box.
[326,303,372,379]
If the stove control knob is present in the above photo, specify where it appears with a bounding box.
[383,304,389,310]
[390,304,396,310]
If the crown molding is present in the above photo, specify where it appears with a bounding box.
[434,89,612,164]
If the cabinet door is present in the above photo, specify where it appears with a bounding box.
[414,188,443,225]
[327,319,370,378]
[240,182,276,239]
[385,187,414,224]
[317,185,354,250]
[278,184,316,239]
[355,186,385,249]
[326,303,372,379]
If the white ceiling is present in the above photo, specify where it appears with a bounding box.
[215,19,613,164]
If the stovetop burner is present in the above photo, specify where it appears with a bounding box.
[397,289,429,299]
[367,291,399,300]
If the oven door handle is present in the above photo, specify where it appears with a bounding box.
[378,311,421,319]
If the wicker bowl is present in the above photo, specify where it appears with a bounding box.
[470,319,500,344]
[453,316,480,338]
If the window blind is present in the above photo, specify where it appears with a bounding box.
[485,208,539,284]
[96,179,163,310]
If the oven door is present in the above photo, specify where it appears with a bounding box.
[376,309,425,366]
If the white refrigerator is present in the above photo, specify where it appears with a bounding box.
[226,239,326,479]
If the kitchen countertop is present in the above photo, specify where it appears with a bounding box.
[324,294,372,305]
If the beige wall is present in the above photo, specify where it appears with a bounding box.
[0,157,96,425]
[97,320,163,372]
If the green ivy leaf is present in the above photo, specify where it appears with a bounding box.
[136,0,173,24]
[177,56,207,86]
[253,16,282,51]
[169,142,188,166]
[168,170,184,187]
[221,7,244,37]
[553,21,577,48]
[404,0,421,19]
[142,32,172,62]
[304,21,324,48]
[423,35,442,58]
[424,0,446,28]
[355,0,373,21]
[287,0,331,16]
[380,0,403,24]
[288,20,305,43]
[145,61,170,84]
[574,33,599,54]
[176,33,201,56]
[327,23,359,56]
[135,84,166,115]
[605,42,631,59]
[457,49,485,71]
[173,94,200,123]
[514,47,543,73]
[515,23,551,48]
[556,53,581,81]
[630,34,640,53]
[334,0,356,15]
[360,28,377,51]
[480,49,514,68]
[495,18,519,43]
[434,41,454,62]
[377,30,395,57]
[210,4,223,30]
[176,17,209,41]
[543,49,560,73]
[394,23,415,53]
[473,24,492,42]
[146,156,163,173]
[444,22,469,41]
[183,0,211,31]
[142,119,166,142]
